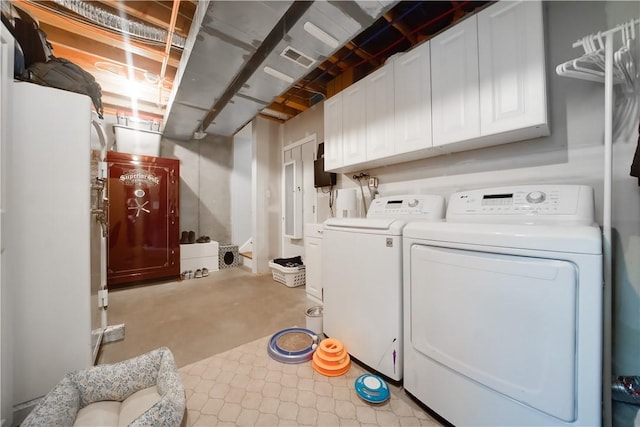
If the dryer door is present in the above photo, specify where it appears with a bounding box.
[409,245,577,422]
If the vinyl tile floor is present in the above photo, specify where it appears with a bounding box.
[179,335,443,427]
[97,266,442,426]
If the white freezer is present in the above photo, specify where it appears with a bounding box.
[9,82,93,407]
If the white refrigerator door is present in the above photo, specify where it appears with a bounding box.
[10,82,92,405]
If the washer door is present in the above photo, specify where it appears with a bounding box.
[409,245,577,422]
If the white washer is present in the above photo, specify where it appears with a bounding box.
[323,194,445,381]
[403,185,602,426]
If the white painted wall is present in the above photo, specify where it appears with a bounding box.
[232,123,253,247]
[161,134,233,244]
[253,116,282,273]
[198,134,232,244]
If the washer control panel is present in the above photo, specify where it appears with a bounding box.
[367,194,445,220]
[447,185,595,225]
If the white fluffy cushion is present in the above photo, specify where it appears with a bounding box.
[72,386,161,427]
[73,401,119,426]
[118,387,161,426]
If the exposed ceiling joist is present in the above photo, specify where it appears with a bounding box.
[7,0,489,132]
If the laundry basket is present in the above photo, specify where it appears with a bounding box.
[269,261,306,288]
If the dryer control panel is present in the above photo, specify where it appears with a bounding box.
[367,194,445,220]
[447,185,595,225]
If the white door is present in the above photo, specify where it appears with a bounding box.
[282,137,317,256]
[323,94,343,171]
[341,81,367,167]
[394,41,432,154]
[366,64,395,161]
[478,1,547,135]
[431,16,480,146]
[409,244,577,422]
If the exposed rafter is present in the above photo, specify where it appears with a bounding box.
[8,0,489,128]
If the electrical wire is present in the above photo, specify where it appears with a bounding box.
[321,185,335,217]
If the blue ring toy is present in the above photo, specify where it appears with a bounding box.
[267,327,318,363]
[354,374,390,404]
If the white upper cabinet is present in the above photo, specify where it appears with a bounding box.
[478,1,548,136]
[393,41,432,154]
[432,0,548,150]
[323,92,343,171]
[341,81,367,167]
[366,65,395,161]
[322,1,548,173]
[431,15,480,147]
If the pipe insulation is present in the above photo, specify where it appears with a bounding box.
[49,0,186,49]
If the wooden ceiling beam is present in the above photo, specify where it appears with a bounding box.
[265,102,299,118]
[159,0,181,81]
[323,54,352,73]
[17,1,181,68]
[96,0,193,37]
[282,99,309,112]
[315,61,340,78]
[294,80,326,96]
[344,41,381,68]
[49,43,177,82]
[383,10,418,45]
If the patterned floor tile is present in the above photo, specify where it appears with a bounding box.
[180,335,443,426]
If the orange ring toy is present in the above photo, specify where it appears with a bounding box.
[312,338,351,376]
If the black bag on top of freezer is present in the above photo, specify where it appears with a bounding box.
[28,58,104,119]
[2,3,54,70]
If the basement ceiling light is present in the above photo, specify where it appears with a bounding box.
[263,66,294,84]
[303,22,339,49]
[193,130,207,140]
[261,108,290,120]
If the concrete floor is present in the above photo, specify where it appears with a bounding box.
[97,266,309,368]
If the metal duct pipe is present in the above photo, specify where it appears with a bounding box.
[50,0,186,48]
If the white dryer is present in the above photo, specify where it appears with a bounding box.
[323,194,445,381]
[403,185,602,426]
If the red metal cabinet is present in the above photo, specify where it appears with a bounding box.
[107,152,180,287]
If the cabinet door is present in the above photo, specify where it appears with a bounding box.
[478,1,547,135]
[394,41,432,154]
[431,16,480,147]
[305,236,323,302]
[323,93,343,171]
[342,81,367,166]
[366,64,395,161]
